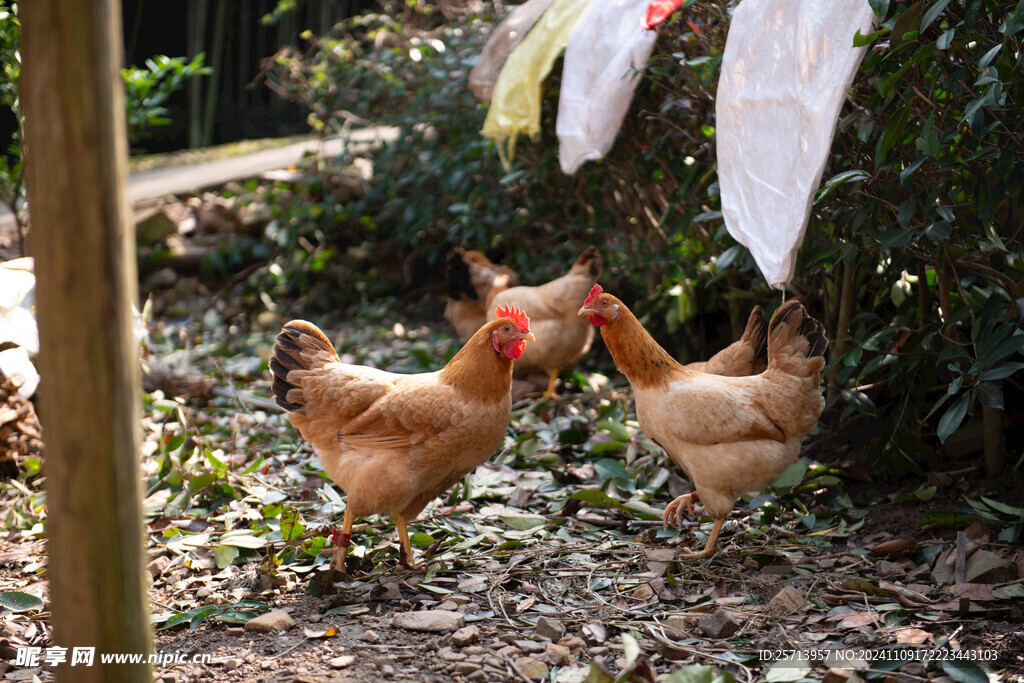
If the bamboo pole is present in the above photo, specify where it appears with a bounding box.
[21,1,152,680]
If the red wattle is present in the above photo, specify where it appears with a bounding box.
[504,340,527,360]
[588,314,608,326]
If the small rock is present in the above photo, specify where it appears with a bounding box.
[361,629,381,643]
[440,647,467,662]
[452,625,481,647]
[742,556,760,570]
[535,616,566,642]
[380,664,395,678]
[436,600,460,611]
[392,610,465,632]
[514,657,550,680]
[146,556,171,579]
[220,658,243,671]
[467,671,489,683]
[330,655,356,668]
[822,667,857,683]
[878,560,906,577]
[697,608,742,640]
[244,610,294,633]
[515,639,546,654]
[767,585,806,615]
[536,643,572,667]
[453,662,482,675]
[581,622,607,644]
[496,645,519,658]
[817,558,836,570]
[225,627,244,636]
[448,594,472,605]
[558,636,586,653]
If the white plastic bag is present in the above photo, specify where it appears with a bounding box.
[557,0,659,174]
[716,0,875,289]
[481,0,594,165]
[468,0,558,102]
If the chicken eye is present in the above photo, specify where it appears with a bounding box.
[502,325,511,333]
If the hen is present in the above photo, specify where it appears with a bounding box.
[270,305,534,571]
[685,306,768,377]
[579,286,826,558]
[444,248,519,341]
[487,247,603,397]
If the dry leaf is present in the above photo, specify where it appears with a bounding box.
[870,538,916,556]
[894,627,931,644]
[837,611,880,629]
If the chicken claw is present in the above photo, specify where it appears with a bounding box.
[679,518,724,559]
[662,491,700,531]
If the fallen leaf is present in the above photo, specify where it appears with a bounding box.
[870,538,916,556]
[894,627,931,644]
[837,611,879,629]
[303,626,338,639]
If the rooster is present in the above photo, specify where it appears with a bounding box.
[270,305,534,571]
[444,248,519,341]
[487,247,603,397]
[579,286,826,558]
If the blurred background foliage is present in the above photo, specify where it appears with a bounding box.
[257,0,1023,480]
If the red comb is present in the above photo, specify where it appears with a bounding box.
[583,283,604,307]
[495,303,530,332]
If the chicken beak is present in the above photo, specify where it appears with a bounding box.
[522,332,536,342]
[577,306,594,317]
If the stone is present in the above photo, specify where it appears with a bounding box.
[536,643,572,667]
[243,610,294,633]
[436,600,460,611]
[696,608,742,640]
[329,655,356,669]
[392,610,465,632]
[146,556,171,579]
[453,662,482,676]
[360,629,381,643]
[558,636,586,653]
[515,639,546,654]
[767,585,806,615]
[452,625,481,647]
[535,616,566,642]
[514,657,550,680]
[221,658,243,671]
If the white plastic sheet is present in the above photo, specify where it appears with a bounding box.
[468,0,557,102]
[716,0,875,289]
[481,0,593,165]
[557,0,659,175]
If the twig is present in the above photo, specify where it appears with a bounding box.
[645,623,754,683]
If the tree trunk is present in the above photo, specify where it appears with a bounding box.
[21,1,152,680]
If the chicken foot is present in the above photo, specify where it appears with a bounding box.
[330,508,355,573]
[542,369,559,399]
[680,518,724,559]
[663,492,724,558]
[662,491,701,531]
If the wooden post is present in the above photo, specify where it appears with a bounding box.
[21,1,152,681]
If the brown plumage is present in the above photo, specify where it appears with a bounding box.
[486,247,603,397]
[270,308,534,571]
[444,248,519,341]
[579,287,826,558]
[686,306,768,377]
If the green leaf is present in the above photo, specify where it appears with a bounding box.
[596,419,631,442]
[0,592,43,612]
[765,661,811,682]
[219,531,268,549]
[213,544,239,569]
[977,44,1002,70]
[410,532,435,547]
[936,393,970,443]
[569,489,626,510]
[920,0,951,31]
[594,458,631,481]
[868,0,890,19]
[500,514,547,531]
[772,461,808,491]
[279,507,306,541]
[665,665,736,683]
[936,27,955,49]
[940,660,989,683]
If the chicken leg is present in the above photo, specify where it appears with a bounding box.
[395,513,420,570]
[542,369,559,399]
[680,518,724,559]
[330,507,355,573]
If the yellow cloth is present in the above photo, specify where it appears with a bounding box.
[481,0,594,166]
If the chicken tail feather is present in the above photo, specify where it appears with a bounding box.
[767,300,827,372]
[742,305,768,369]
[271,321,340,414]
